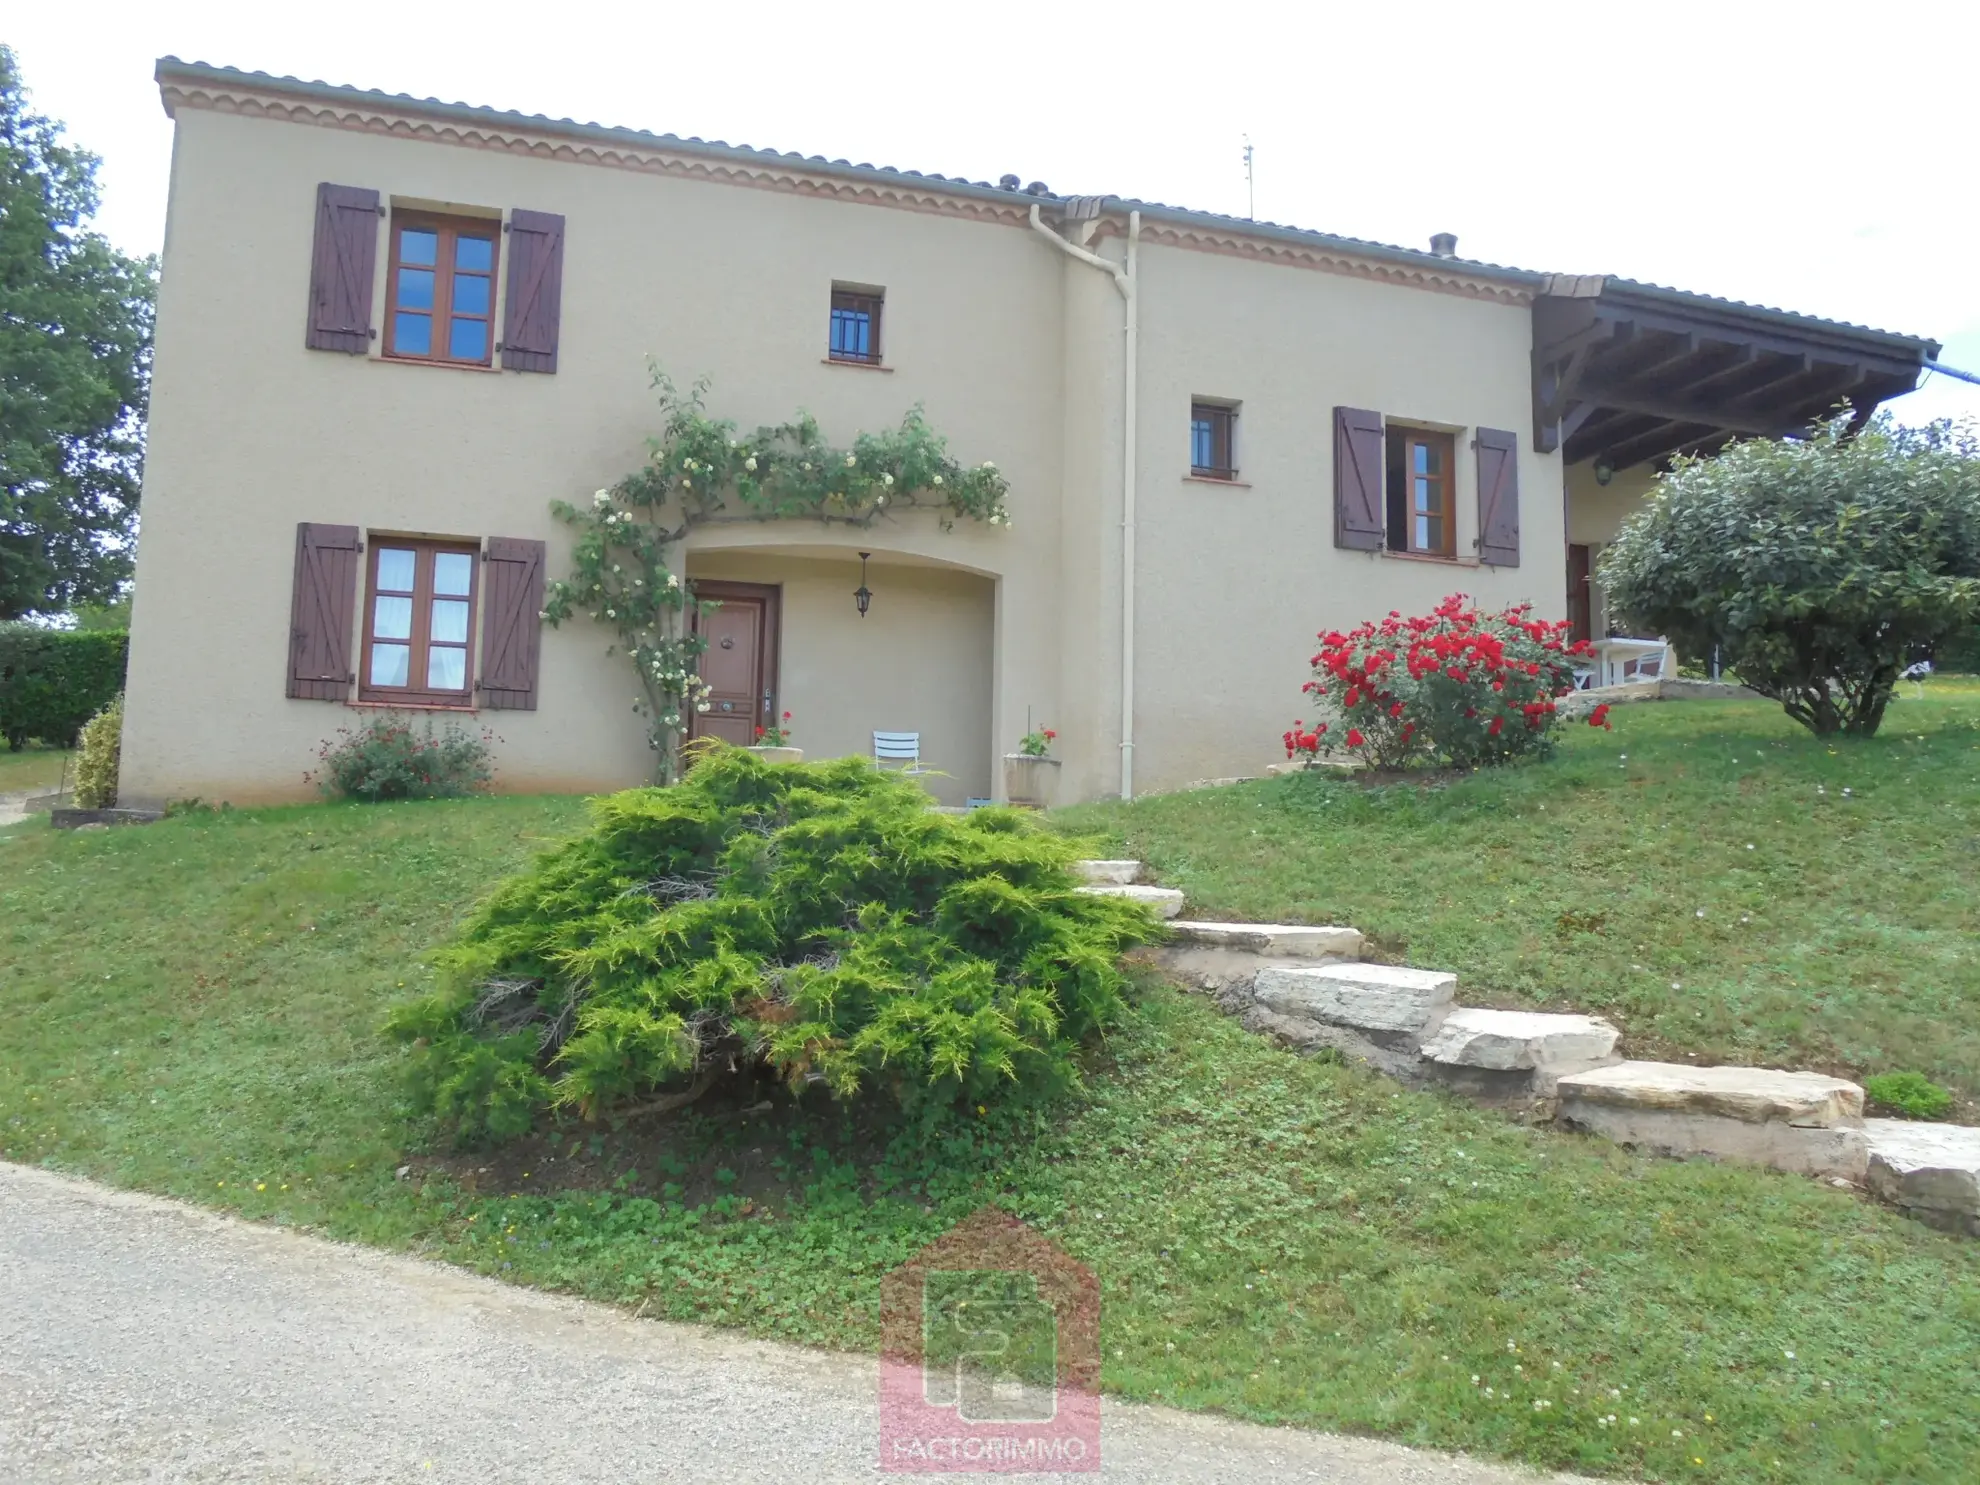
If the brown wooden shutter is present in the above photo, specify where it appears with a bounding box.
[501,210,565,373]
[286,523,361,700]
[305,184,380,353]
[1333,406,1386,550]
[479,538,547,710]
[1475,427,1521,567]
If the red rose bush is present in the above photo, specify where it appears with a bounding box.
[1284,595,1600,772]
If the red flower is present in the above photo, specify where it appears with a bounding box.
[782,710,792,720]
[1588,703,1612,729]
[1488,716,1504,736]
[1345,727,1365,747]
[1043,728,1057,740]
[1390,702,1405,718]
[754,726,765,738]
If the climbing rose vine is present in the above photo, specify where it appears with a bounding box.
[543,368,1011,781]
[1285,595,1598,771]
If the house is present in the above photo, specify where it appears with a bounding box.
[120,59,1941,808]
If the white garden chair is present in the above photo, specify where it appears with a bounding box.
[872,731,932,776]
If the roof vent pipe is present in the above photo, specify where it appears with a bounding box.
[1429,232,1458,258]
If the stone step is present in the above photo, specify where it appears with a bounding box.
[1865,1119,1980,1236]
[1071,859,1142,885]
[1555,1061,1867,1180]
[1418,1008,1620,1094]
[1167,921,1365,960]
[1253,962,1455,1035]
[1076,883,1184,919]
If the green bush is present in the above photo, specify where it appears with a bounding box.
[72,693,122,807]
[386,748,1162,1141]
[1600,412,1980,737]
[0,625,128,748]
[1865,1071,1955,1121]
[311,715,494,802]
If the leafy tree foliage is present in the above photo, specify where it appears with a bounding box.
[386,748,1159,1142]
[1600,412,1980,736]
[0,46,155,619]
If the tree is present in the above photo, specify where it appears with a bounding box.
[1600,411,1980,736]
[0,46,155,620]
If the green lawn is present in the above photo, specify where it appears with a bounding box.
[2,789,1978,1482]
[0,742,69,796]
[1058,681,1980,1115]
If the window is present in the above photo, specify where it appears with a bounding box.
[1190,401,1238,479]
[361,540,480,704]
[1385,427,1456,556]
[829,288,883,364]
[385,213,501,366]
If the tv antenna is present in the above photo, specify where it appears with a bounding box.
[1243,135,1255,220]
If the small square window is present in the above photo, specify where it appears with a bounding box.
[1190,401,1238,479]
[1384,426,1457,557]
[829,288,883,364]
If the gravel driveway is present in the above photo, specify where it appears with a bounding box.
[0,1163,1584,1483]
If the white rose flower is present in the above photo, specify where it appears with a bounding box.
[696,702,711,713]
[667,574,680,589]
[537,609,548,619]
[612,564,622,573]
[744,456,758,472]
[605,608,616,618]
[932,474,943,486]
[876,494,887,506]
[593,489,611,508]
[881,473,894,486]
[982,460,996,470]
[844,453,857,468]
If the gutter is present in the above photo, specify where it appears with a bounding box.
[1029,203,1141,800]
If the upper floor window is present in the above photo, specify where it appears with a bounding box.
[1190,401,1238,480]
[1385,427,1456,557]
[362,539,479,704]
[386,213,500,366]
[829,287,883,364]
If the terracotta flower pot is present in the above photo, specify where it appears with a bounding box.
[747,745,803,764]
[1002,752,1061,809]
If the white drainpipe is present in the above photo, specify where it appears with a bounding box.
[1029,203,1141,799]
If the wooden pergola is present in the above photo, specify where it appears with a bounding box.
[1532,275,1939,470]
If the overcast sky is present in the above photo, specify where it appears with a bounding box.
[11,0,1978,424]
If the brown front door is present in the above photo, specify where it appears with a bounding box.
[1567,544,1593,644]
[689,581,780,746]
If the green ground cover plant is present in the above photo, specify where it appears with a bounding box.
[1058,682,1980,1112]
[388,749,1156,1139]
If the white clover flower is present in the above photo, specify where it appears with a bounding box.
[744,456,758,472]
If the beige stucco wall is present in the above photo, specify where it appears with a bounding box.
[1121,237,1567,793]
[683,549,994,805]
[1565,461,1659,635]
[122,105,1065,806]
[125,87,1578,808]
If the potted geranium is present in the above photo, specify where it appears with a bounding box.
[749,711,803,764]
[1002,725,1060,808]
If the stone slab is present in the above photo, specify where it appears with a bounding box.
[1865,1119,1980,1234]
[1072,859,1142,885]
[1167,921,1366,959]
[1556,1098,1869,1180]
[1555,1061,1863,1128]
[1253,962,1455,1036]
[1419,1009,1620,1091]
[50,808,163,829]
[1076,883,1184,919]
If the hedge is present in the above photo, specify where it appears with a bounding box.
[0,625,130,749]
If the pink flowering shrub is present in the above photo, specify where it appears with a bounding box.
[1285,595,1601,772]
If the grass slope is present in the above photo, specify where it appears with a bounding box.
[2,791,1978,1482]
[1058,683,1980,1111]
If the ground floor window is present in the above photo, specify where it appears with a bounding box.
[1385,426,1456,557]
[360,539,479,705]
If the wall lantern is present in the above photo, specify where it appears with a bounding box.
[1593,458,1616,487]
[854,552,873,618]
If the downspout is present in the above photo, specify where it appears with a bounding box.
[1029,202,1141,798]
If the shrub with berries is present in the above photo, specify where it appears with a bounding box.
[1286,595,1601,772]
